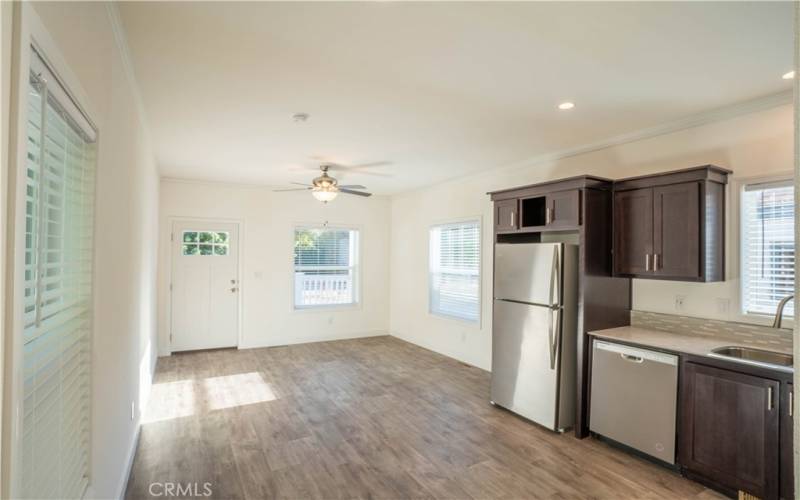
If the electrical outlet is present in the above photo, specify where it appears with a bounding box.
[461,331,467,343]
[131,401,135,421]
[716,298,730,315]
[674,295,686,312]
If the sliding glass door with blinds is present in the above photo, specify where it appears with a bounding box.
[17,47,97,499]
[429,220,481,323]
[740,179,794,317]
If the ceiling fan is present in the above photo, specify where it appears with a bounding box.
[273,164,372,203]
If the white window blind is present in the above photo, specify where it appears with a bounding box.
[21,48,96,499]
[429,221,480,323]
[294,227,359,308]
[741,180,794,317]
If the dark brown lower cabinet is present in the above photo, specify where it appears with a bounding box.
[780,383,794,500]
[679,362,780,499]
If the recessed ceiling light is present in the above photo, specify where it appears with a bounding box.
[292,112,309,122]
[782,70,795,80]
[558,102,575,110]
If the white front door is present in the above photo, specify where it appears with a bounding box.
[171,220,240,352]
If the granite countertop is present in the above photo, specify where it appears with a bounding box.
[588,325,794,359]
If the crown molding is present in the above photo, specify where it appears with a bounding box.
[106,3,156,165]
[395,89,793,198]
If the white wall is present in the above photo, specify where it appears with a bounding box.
[390,103,794,370]
[16,3,160,499]
[157,180,391,355]
[0,2,14,486]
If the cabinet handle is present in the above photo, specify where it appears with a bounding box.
[653,253,660,271]
[767,386,774,411]
[790,390,794,417]
[545,207,553,225]
[645,254,651,272]
[510,211,515,228]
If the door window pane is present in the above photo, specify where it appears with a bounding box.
[182,231,229,256]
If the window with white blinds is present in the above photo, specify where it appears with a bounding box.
[741,180,794,317]
[20,48,96,499]
[429,221,481,323]
[293,227,359,308]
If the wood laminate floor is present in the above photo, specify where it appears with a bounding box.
[125,336,722,499]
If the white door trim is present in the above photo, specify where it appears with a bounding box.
[166,216,244,355]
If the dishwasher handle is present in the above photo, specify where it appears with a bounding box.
[594,340,677,366]
[621,353,644,363]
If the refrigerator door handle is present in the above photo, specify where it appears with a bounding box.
[548,308,560,370]
[549,246,560,307]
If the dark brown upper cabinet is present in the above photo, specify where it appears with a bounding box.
[613,165,730,282]
[488,176,611,235]
[547,189,581,229]
[680,361,781,499]
[494,199,518,233]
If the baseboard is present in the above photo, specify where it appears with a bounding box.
[388,330,489,371]
[114,421,141,500]
[238,329,388,350]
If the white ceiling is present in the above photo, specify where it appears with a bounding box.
[119,1,793,194]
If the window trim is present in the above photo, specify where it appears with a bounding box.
[291,223,362,312]
[5,5,101,498]
[735,173,795,327]
[427,216,483,327]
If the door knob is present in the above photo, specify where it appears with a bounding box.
[230,287,238,293]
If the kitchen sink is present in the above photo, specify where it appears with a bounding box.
[708,346,793,372]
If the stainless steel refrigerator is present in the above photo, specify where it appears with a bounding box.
[491,242,578,432]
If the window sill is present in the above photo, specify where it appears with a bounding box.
[733,311,794,330]
[293,303,361,313]
[428,310,481,328]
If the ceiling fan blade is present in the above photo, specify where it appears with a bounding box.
[339,188,372,197]
[273,187,311,192]
[290,182,312,186]
[338,184,366,190]
[309,158,392,170]
[347,161,392,169]
[343,170,392,178]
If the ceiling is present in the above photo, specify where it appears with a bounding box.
[118,1,793,195]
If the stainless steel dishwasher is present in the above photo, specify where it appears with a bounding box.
[590,340,678,464]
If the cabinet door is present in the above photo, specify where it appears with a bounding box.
[613,188,653,276]
[679,362,780,499]
[653,182,700,279]
[780,382,794,500]
[546,190,581,229]
[494,199,518,233]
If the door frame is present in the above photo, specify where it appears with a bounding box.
[166,216,244,355]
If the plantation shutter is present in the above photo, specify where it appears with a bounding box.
[293,227,359,307]
[429,221,481,322]
[21,48,96,499]
[741,180,794,317]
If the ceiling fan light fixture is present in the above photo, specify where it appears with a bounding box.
[312,186,338,203]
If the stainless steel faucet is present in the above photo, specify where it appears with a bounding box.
[772,294,794,329]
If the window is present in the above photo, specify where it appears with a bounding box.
[741,179,794,317]
[21,48,97,499]
[293,227,359,308]
[429,220,481,322]
[182,231,229,255]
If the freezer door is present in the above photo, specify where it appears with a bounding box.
[494,243,561,306]
[491,299,561,430]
